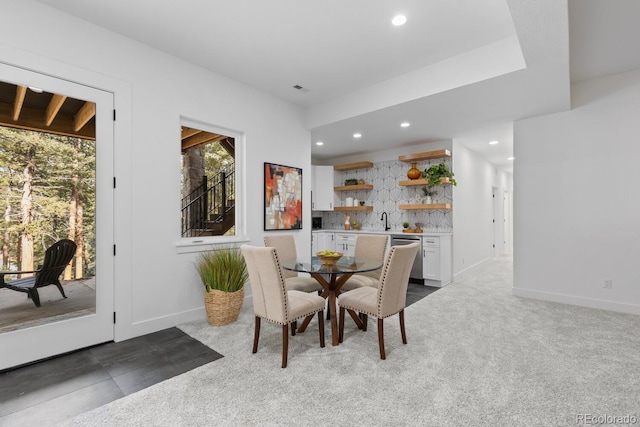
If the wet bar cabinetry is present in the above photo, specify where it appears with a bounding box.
[312,230,452,287]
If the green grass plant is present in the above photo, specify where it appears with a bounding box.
[196,247,248,293]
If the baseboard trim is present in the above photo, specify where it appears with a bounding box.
[453,256,492,279]
[128,307,205,339]
[512,288,640,315]
[126,295,254,340]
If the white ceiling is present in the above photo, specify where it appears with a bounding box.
[36,0,640,173]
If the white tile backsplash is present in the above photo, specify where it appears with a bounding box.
[314,158,453,233]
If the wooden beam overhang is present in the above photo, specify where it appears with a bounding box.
[181,132,228,151]
[74,101,95,132]
[220,137,235,157]
[0,82,96,139]
[0,102,95,140]
[181,127,201,140]
[13,85,26,121]
[45,94,67,126]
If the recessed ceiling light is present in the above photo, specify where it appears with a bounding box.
[353,133,362,139]
[316,141,324,146]
[392,15,407,26]
[400,122,410,128]
[489,140,499,145]
[508,156,515,160]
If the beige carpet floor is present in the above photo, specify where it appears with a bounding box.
[0,278,96,333]
[55,257,640,427]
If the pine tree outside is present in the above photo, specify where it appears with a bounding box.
[0,126,95,279]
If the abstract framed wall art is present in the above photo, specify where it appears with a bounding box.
[264,162,303,230]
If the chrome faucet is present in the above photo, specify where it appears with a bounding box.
[381,211,390,231]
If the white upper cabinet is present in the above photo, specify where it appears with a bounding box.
[311,165,334,211]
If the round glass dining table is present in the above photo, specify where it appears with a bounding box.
[282,256,382,346]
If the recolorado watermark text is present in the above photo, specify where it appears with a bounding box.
[576,414,637,425]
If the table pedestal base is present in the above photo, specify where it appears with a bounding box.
[297,271,363,346]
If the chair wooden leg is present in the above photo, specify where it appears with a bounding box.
[338,307,345,343]
[291,320,297,336]
[399,309,407,344]
[252,316,261,353]
[347,309,364,329]
[28,289,41,307]
[318,311,325,348]
[282,324,289,368]
[362,314,368,332]
[378,318,386,360]
[54,280,67,298]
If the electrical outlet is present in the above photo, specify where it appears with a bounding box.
[604,279,613,289]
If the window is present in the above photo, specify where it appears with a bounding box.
[180,120,242,243]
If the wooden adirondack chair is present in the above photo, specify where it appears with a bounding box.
[0,239,77,307]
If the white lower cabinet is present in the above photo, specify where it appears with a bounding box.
[422,235,452,287]
[334,233,356,257]
[423,240,440,281]
[312,231,335,255]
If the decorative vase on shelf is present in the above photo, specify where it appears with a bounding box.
[407,162,421,180]
[425,196,432,204]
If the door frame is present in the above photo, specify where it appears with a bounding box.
[0,48,132,369]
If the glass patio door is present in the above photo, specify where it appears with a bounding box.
[0,63,114,370]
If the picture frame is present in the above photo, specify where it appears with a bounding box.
[264,162,303,231]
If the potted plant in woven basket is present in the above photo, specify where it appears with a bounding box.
[196,247,248,326]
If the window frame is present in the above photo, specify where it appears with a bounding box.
[176,117,246,254]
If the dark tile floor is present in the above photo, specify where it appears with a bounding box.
[406,280,440,306]
[0,328,223,427]
[0,283,437,426]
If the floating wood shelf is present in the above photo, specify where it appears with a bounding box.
[398,149,451,163]
[399,177,450,186]
[333,161,373,171]
[334,184,374,191]
[399,203,452,210]
[334,206,374,211]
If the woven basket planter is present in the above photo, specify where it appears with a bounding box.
[203,287,244,326]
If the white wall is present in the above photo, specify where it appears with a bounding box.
[1,0,311,340]
[514,68,640,314]
[451,142,499,274]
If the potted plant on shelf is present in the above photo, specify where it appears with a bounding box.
[196,246,248,326]
[421,186,436,204]
[422,162,457,187]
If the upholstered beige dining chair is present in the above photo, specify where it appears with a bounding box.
[337,242,419,360]
[341,234,389,291]
[241,245,325,368]
[264,235,323,294]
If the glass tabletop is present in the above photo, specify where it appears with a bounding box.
[282,256,382,275]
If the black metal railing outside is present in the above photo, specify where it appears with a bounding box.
[181,168,235,237]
